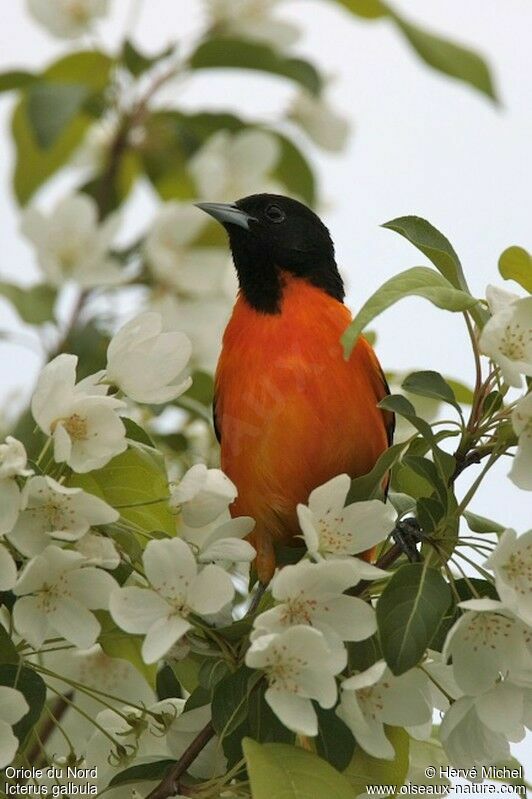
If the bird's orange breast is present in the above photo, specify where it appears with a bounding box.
[215,274,390,577]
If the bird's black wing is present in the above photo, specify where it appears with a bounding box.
[212,392,222,444]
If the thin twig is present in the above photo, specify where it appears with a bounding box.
[145,721,215,799]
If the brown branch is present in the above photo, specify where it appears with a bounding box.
[145,721,215,799]
[26,693,71,767]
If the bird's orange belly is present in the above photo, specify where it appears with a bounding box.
[215,279,390,580]
[220,357,387,543]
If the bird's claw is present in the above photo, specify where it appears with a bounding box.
[392,517,424,562]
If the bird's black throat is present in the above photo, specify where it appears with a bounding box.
[227,229,345,314]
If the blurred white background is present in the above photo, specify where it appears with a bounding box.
[0,0,530,778]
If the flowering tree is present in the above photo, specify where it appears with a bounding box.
[0,2,531,798]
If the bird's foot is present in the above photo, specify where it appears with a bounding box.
[392,517,424,562]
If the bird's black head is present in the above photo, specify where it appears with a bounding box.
[196,193,344,313]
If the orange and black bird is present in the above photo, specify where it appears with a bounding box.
[196,194,394,583]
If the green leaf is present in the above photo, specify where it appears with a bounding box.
[341,267,478,358]
[273,133,316,206]
[0,70,36,92]
[402,456,448,507]
[333,0,386,19]
[390,11,496,101]
[401,371,460,412]
[0,281,56,324]
[445,378,474,405]
[379,395,434,442]
[67,320,110,379]
[211,666,253,739]
[156,664,182,700]
[0,626,19,664]
[122,40,174,77]
[12,51,112,204]
[109,759,176,787]
[0,665,46,749]
[70,444,174,537]
[416,495,446,534]
[348,634,382,672]
[463,510,505,535]
[388,491,417,518]
[344,726,410,796]
[243,739,354,799]
[347,440,410,502]
[27,82,89,149]
[190,38,323,94]
[498,246,532,293]
[315,705,355,771]
[123,417,156,448]
[198,658,230,691]
[171,654,202,694]
[382,216,488,328]
[377,563,451,675]
[382,216,466,290]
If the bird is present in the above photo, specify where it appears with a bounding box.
[196,194,394,584]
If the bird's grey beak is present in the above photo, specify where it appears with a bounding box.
[195,202,256,231]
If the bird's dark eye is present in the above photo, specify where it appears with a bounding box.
[265,204,286,223]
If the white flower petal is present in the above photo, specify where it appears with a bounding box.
[307,473,350,519]
[142,615,191,664]
[65,567,117,609]
[48,597,100,648]
[187,564,234,615]
[0,687,29,725]
[109,587,169,633]
[0,720,19,769]
[0,545,17,590]
[13,595,49,648]
[143,537,197,596]
[265,689,318,736]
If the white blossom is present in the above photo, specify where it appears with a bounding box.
[484,529,532,626]
[289,89,349,152]
[21,194,123,287]
[251,559,383,648]
[509,391,532,490]
[27,0,108,38]
[109,537,234,663]
[106,312,192,404]
[442,599,532,695]
[86,698,183,788]
[474,677,531,743]
[0,436,31,535]
[144,202,229,295]
[7,475,118,557]
[191,516,256,564]
[31,354,127,473]
[170,463,237,527]
[479,287,532,388]
[0,544,18,591]
[189,129,280,202]
[150,291,234,373]
[207,0,300,50]
[245,625,345,736]
[337,661,433,759]
[0,687,29,768]
[297,474,395,561]
[13,545,117,649]
[45,643,155,717]
[74,531,120,569]
[440,695,510,770]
